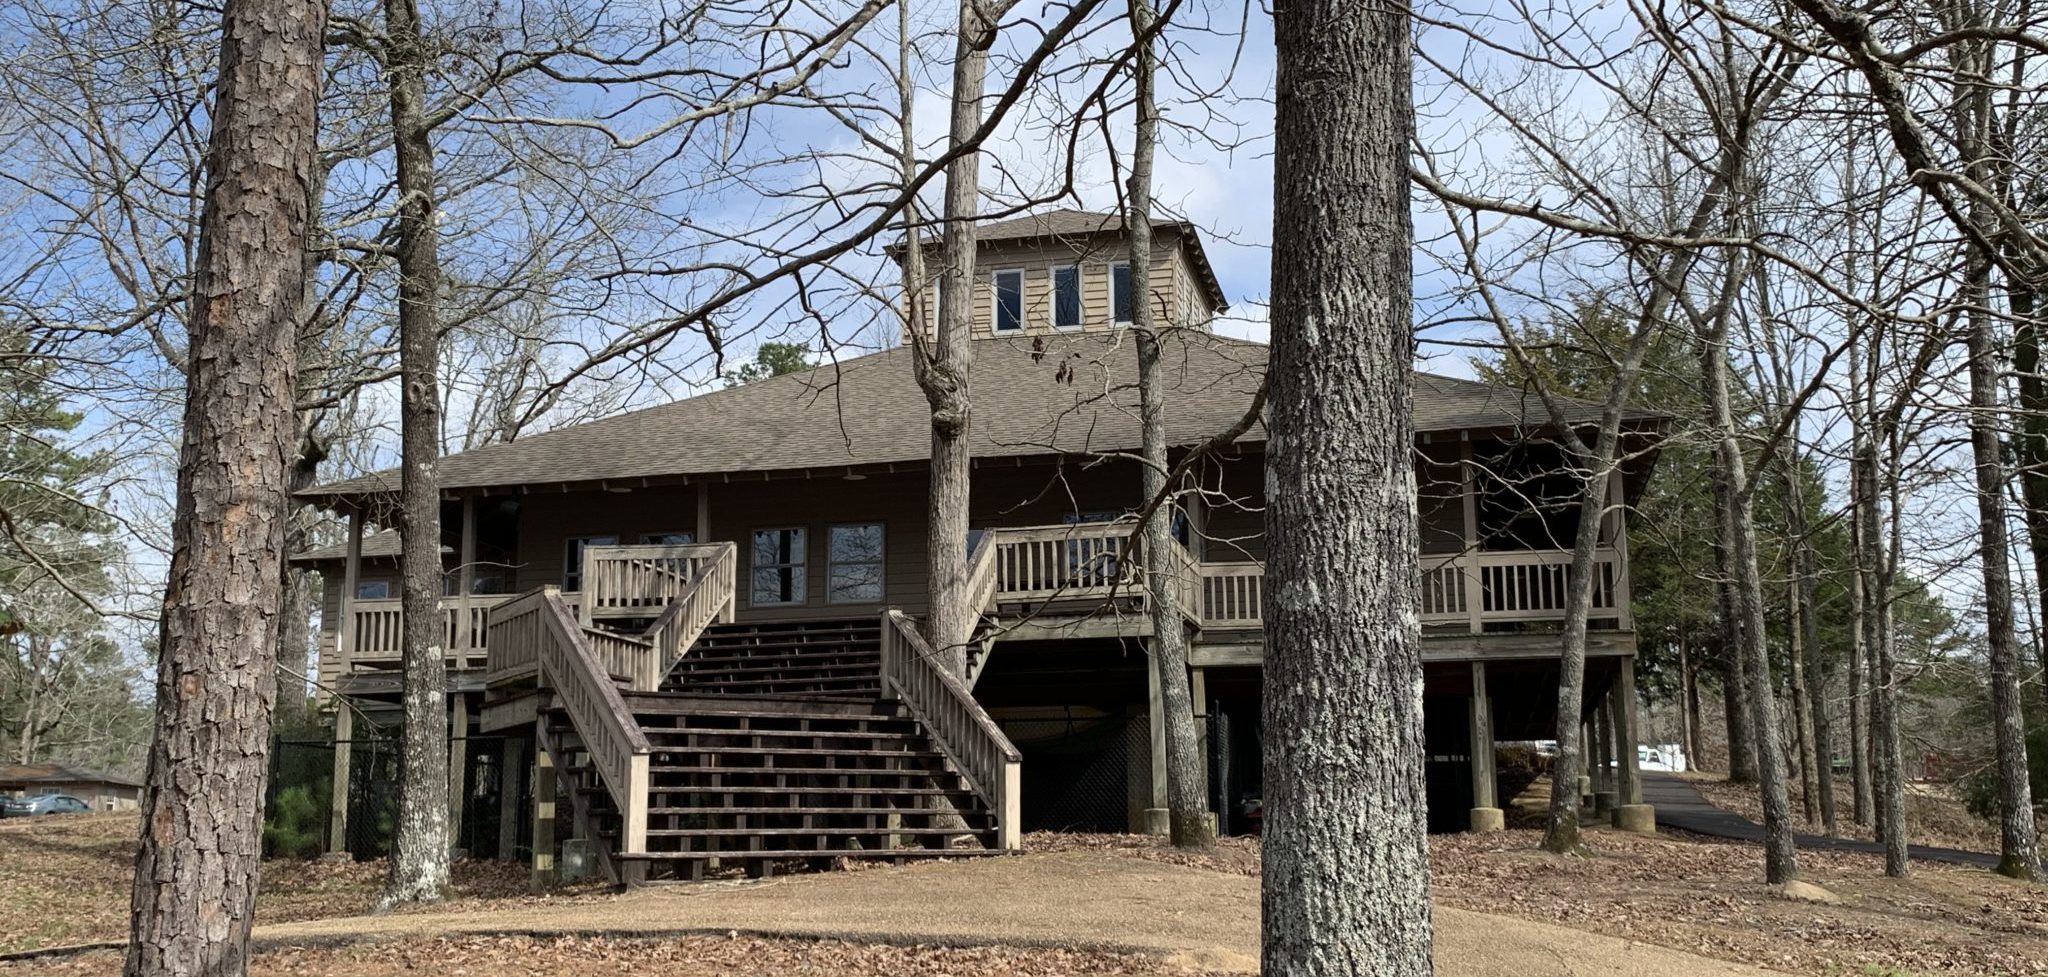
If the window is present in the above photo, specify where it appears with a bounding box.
[1052,264,1083,330]
[751,527,807,605]
[563,535,619,591]
[828,523,886,604]
[641,531,696,545]
[992,269,1025,334]
[1112,263,1135,325]
[355,581,390,600]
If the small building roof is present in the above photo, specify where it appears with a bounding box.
[290,529,401,565]
[893,208,1231,313]
[301,332,1659,507]
[0,763,141,789]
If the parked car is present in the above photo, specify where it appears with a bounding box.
[0,793,92,817]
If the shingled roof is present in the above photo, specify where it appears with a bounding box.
[0,763,141,789]
[301,332,1653,505]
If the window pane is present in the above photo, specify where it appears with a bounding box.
[995,272,1023,332]
[829,564,884,603]
[642,531,695,545]
[751,566,804,604]
[357,581,390,600]
[752,528,805,565]
[1113,264,1134,322]
[1054,266,1082,328]
[830,524,883,562]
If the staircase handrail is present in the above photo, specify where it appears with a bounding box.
[877,609,1022,849]
[965,531,1000,614]
[533,590,652,856]
[483,586,555,682]
[642,541,739,689]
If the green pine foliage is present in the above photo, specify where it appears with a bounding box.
[0,328,148,772]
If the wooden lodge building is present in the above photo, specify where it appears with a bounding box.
[294,210,1666,883]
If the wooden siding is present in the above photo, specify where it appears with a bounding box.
[908,231,1204,340]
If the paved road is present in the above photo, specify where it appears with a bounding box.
[1642,772,2000,869]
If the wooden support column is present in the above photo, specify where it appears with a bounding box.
[1615,656,1642,806]
[1460,438,1483,634]
[1469,661,1498,810]
[1143,642,1169,835]
[337,511,363,676]
[694,481,710,543]
[530,731,557,887]
[448,694,470,854]
[1608,468,1634,630]
[1611,655,1655,831]
[327,706,352,857]
[497,736,523,861]
[457,495,477,666]
[1192,666,1211,803]
[1593,680,1618,813]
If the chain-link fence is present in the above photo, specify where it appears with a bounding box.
[1000,713,1136,833]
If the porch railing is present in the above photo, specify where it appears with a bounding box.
[346,593,517,668]
[987,523,1140,602]
[878,609,1022,850]
[977,520,1629,634]
[579,543,730,623]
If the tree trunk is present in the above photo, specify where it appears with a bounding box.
[1848,436,1874,828]
[1858,439,1909,877]
[2007,280,2048,720]
[1965,255,2041,881]
[1540,462,1619,853]
[1787,473,1838,835]
[382,0,450,905]
[1125,0,1210,851]
[124,0,323,968]
[1788,625,1818,827]
[1713,467,1758,784]
[914,0,997,673]
[1264,0,1432,969]
[275,428,323,724]
[1701,290,1798,884]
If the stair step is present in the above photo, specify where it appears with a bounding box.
[622,694,897,718]
[671,655,880,675]
[648,745,944,760]
[616,848,1003,863]
[680,675,882,690]
[589,784,974,798]
[644,826,993,838]
[676,646,880,665]
[694,626,880,644]
[687,636,880,652]
[638,726,927,744]
[650,764,950,776]
[645,805,991,816]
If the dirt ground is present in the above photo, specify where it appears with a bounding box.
[12,933,1229,977]
[12,842,1779,977]
[0,813,605,954]
[1432,826,2048,977]
[8,816,2047,976]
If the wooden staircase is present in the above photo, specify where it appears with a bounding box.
[490,545,1020,886]
[547,687,1000,881]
